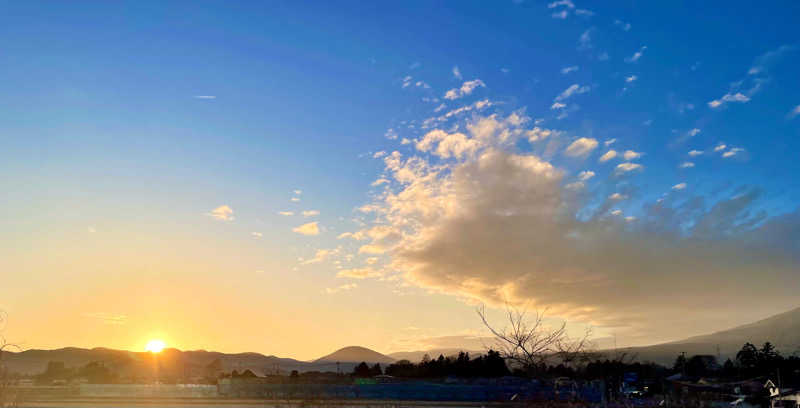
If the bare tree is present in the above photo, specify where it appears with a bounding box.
[0,311,21,408]
[477,303,592,375]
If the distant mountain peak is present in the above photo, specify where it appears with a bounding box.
[314,346,395,364]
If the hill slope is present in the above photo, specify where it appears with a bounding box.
[1,347,313,376]
[606,306,800,365]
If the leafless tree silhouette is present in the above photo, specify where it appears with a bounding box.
[0,310,21,408]
[477,303,592,374]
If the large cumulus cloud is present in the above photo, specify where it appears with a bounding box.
[350,111,800,345]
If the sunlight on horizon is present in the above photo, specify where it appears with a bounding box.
[145,339,166,353]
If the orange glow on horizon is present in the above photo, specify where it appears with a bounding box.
[145,339,166,353]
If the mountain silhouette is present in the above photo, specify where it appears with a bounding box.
[314,346,395,364]
[603,306,800,365]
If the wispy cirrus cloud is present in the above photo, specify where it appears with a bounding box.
[555,84,591,101]
[444,79,486,100]
[337,267,383,279]
[325,283,358,294]
[614,19,631,31]
[786,104,800,119]
[709,45,796,109]
[624,46,647,63]
[561,65,579,74]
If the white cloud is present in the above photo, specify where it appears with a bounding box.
[615,162,643,174]
[688,150,704,157]
[598,150,618,162]
[788,104,800,119]
[551,102,567,110]
[444,79,486,100]
[679,162,695,169]
[402,76,413,88]
[371,178,390,187]
[688,128,701,137]
[610,209,623,216]
[292,222,320,236]
[294,190,302,195]
[434,103,446,113]
[325,283,357,294]
[373,150,387,159]
[722,147,745,158]
[278,211,294,216]
[614,19,631,31]
[564,137,599,157]
[385,128,399,140]
[551,10,568,19]
[561,65,579,74]
[625,75,638,83]
[575,9,594,16]
[609,192,628,201]
[354,109,800,346]
[555,84,591,101]
[416,129,480,159]
[714,144,727,152]
[526,127,559,143]
[452,66,462,80]
[302,210,320,217]
[547,0,574,8]
[578,29,593,50]
[301,248,337,265]
[337,231,366,240]
[193,95,216,99]
[708,92,750,109]
[578,170,595,181]
[672,183,687,191]
[623,150,642,160]
[604,139,616,146]
[290,197,300,202]
[624,46,647,63]
[207,205,234,221]
[337,267,383,279]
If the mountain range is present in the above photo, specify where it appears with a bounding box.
[3,306,799,375]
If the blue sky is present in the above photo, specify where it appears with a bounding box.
[1,1,799,359]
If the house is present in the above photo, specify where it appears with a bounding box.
[766,379,800,408]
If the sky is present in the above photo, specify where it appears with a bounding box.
[1,1,799,361]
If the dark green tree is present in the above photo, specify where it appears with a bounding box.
[736,343,759,372]
[352,362,371,377]
[673,354,687,375]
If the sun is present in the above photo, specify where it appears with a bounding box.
[145,339,166,353]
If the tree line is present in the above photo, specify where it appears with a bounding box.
[351,350,510,378]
